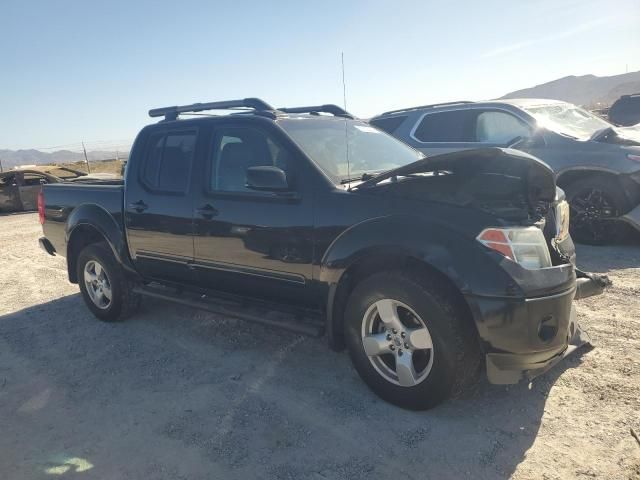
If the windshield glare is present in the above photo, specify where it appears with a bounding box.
[523,103,612,139]
[279,117,424,183]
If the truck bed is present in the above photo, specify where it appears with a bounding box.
[41,183,125,257]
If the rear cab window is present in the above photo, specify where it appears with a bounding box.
[141,130,197,194]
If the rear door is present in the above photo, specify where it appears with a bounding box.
[124,127,199,283]
[192,120,315,304]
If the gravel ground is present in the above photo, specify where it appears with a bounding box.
[1,212,639,479]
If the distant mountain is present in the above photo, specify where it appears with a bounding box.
[500,71,640,107]
[0,149,129,170]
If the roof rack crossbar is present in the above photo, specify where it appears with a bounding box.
[278,104,354,118]
[149,97,274,120]
[380,100,474,116]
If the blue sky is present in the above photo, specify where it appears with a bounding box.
[1,0,639,150]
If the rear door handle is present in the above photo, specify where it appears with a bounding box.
[196,203,218,219]
[129,200,148,213]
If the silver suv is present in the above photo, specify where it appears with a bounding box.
[370,99,640,244]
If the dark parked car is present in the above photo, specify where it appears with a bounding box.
[609,93,640,127]
[38,98,606,409]
[0,166,119,213]
[0,167,74,212]
[370,99,640,244]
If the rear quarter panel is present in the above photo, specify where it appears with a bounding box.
[42,183,125,260]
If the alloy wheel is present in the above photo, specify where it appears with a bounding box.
[360,299,434,387]
[84,260,112,309]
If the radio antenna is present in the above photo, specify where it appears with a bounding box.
[341,52,351,189]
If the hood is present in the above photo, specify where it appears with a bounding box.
[590,126,640,146]
[355,147,556,221]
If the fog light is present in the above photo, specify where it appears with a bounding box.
[538,314,557,342]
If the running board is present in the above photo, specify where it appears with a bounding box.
[133,284,325,337]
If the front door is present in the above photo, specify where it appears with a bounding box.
[192,122,314,304]
[19,172,51,210]
[124,127,199,283]
[0,173,22,211]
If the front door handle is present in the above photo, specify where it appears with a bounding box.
[196,203,218,219]
[129,200,148,213]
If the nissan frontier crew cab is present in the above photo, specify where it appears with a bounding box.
[38,98,606,410]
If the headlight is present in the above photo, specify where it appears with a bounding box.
[477,227,552,269]
[554,199,570,243]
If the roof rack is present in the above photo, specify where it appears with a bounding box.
[278,104,354,118]
[379,100,474,116]
[149,97,275,121]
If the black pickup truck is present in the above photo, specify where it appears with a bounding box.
[38,98,607,410]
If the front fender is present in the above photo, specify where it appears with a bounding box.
[320,215,520,298]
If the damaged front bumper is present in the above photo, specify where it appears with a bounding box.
[469,269,609,385]
[621,202,640,232]
[485,303,590,384]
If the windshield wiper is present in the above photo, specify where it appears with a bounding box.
[339,171,383,184]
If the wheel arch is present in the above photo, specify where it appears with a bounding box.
[326,252,481,352]
[65,204,135,283]
[320,220,484,351]
[556,168,620,190]
[556,167,640,207]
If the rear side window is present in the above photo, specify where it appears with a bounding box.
[413,110,476,142]
[142,130,196,193]
[369,115,407,134]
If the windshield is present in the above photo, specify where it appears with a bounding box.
[522,103,613,140]
[278,117,423,183]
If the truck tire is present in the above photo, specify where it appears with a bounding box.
[344,271,481,410]
[564,175,631,245]
[77,242,140,322]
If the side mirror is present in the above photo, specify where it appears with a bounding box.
[506,130,545,149]
[246,166,289,191]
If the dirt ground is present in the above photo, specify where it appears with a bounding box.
[0,212,638,480]
[57,159,124,176]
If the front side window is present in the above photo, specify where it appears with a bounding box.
[210,127,293,193]
[413,110,477,143]
[280,118,423,183]
[142,130,196,193]
[475,111,531,143]
[22,173,49,186]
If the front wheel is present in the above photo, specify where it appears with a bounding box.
[77,243,140,322]
[564,176,631,245]
[344,271,480,410]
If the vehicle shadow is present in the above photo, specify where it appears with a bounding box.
[576,243,640,271]
[0,293,590,480]
[0,210,36,217]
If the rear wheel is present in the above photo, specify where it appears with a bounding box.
[77,243,140,322]
[344,271,481,410]
[564,176,631,245]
